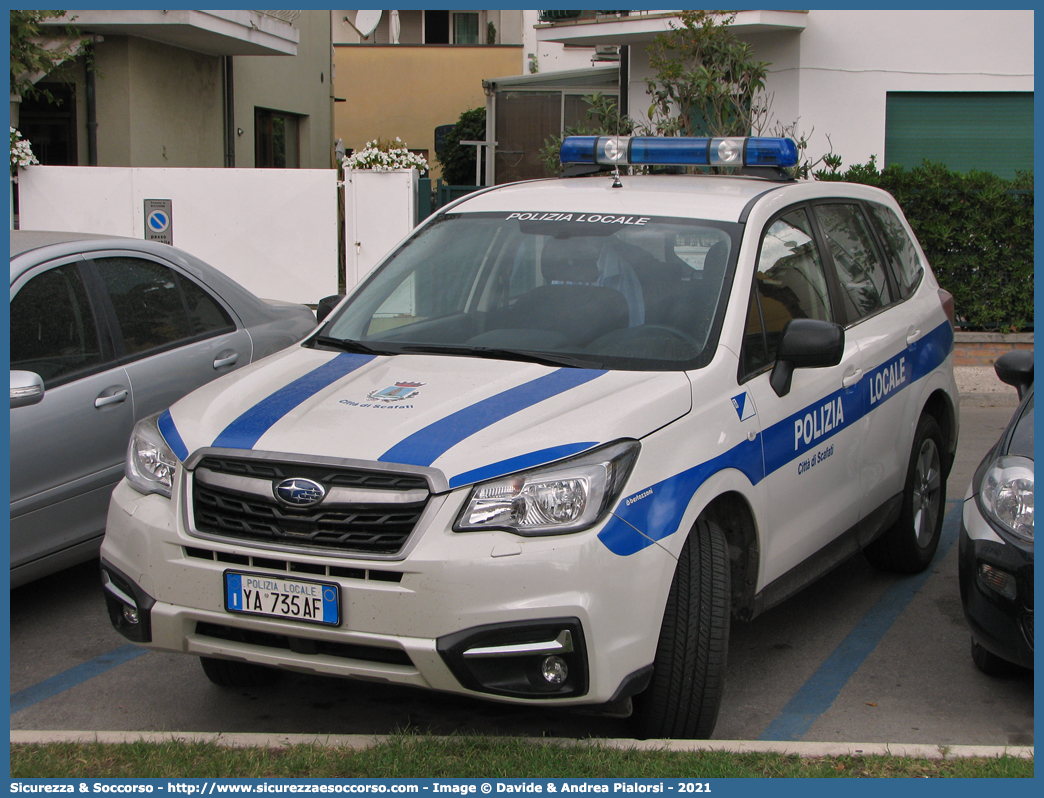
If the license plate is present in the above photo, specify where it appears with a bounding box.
[223,571,340,626]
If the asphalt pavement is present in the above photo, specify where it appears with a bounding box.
[9,370,1033,758]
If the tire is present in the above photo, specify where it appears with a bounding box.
[632,518,731,740]
[199,656,280,688]
[865,414,945,574]
[971,639,1018,677]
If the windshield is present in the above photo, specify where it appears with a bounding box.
[320,211,741,371]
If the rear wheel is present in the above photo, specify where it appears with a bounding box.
[632,519,730,739]
[865,414,945,573]
[199,656,280,688]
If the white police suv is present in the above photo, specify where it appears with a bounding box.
[101,136,959,739]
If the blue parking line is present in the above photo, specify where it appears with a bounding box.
[10,644,148,715]
[758,500,963,741]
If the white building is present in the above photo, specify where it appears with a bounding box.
[535,9,1033,177]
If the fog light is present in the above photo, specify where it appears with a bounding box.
[979,563,1017,600]
[122,604,140,625]
[541,655,569,685]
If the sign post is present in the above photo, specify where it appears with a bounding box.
[144,199,173,245]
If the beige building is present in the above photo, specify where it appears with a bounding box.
[15,10,334,169]
[332,10,525,178]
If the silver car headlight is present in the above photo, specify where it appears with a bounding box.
[980,455,1033,543]
[126,411,179,498]
[455,441,639,536]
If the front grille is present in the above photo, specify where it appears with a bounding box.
[1022,612,1034,649]
[191,456,429,555]
[197,456,429,491]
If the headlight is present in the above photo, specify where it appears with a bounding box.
[980,455,1033,543]
[125,411,180,498]
[455,440,639,536]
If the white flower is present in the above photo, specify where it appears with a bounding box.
[10,127,39,169]
[344,138,429,172]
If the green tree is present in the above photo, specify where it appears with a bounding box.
[10,9,84,104]
[539,92,634,176]
[644,10,768,137]
[436,107,486,186]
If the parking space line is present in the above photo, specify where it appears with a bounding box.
[758,500,963,742]
[10,644,148,715]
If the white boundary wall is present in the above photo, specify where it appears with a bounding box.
[17,166,339,304]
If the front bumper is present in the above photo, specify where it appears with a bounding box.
[958,494,1034,670]
[100,476,676,706]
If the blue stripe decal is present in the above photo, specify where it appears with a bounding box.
[449,442,599,489]
[212,353,375,450]
[10,645,148,715]
[380,368,607,468]
[600,436,764,556]
[158,409,188,462]
[759,500,961,741]
[601,320,954,556]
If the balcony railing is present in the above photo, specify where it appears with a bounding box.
[254,11,300,25]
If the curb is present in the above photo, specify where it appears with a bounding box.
[8,730,1034,760]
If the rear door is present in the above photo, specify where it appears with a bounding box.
[87,252,253,423]
[810,201,913,519]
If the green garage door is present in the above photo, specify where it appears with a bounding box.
[885,92,1033,178]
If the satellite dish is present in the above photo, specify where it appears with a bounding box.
[355,10,382,37]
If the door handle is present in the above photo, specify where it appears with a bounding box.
[906,328,922,346]
[213,350,240,369]
[95,388,129,408]
[842,368,863,388]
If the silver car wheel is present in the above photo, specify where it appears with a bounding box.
[911,437,941,548]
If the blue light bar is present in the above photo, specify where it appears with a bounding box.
[560,136,799,169]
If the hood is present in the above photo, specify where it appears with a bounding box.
[164,347,692,490]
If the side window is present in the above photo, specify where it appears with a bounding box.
[178,274,236,336]
[815,203,893,322]
[743,208,833,375]
[94,257,231,357]
[10,263,105,387]
[866,201,924,299]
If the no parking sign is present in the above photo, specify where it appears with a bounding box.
[144,198,173,245]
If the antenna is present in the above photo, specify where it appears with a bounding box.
[612,95,623,188]
[354,10,382,39]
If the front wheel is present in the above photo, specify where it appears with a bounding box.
[632,518,730,739]
[971,639,1020,677]
[865,414,945,573]
[200,656,280,688]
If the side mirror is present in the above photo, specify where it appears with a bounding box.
[994,349,1034,400]
[770,319,845,397]
[316,294,346,324]
[11,370,45,408]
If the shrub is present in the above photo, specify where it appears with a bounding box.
[819,159,1034,331]
[436,107,486,186]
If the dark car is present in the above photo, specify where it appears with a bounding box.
[959,349,1034,673]
[10,231,318,587]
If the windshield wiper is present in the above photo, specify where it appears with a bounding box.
[310,336,399,356]
[398,344,601,370]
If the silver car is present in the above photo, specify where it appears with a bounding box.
[10,231,317,587]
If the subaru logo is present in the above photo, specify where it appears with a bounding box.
[274,478,326,507]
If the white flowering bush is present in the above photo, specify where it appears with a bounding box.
[10,127,39,170]
[344,137,428,172]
